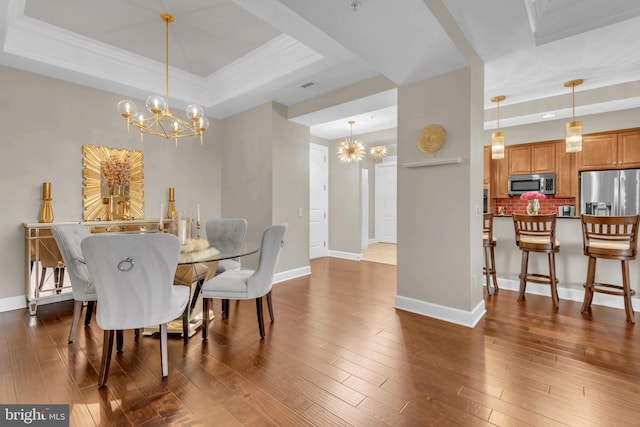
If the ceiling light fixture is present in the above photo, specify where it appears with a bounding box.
[117,13,209,147]
[564,79,583,153]
[370,146,388,161]
[337,120,365,163]
[491,95,506,160]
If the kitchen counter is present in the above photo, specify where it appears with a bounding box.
[489,215,640,311]
[493,214,579,219]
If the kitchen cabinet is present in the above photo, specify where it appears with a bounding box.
[491,154,509,199]
[555,141,577,198]
[507,142,555,175]
[483,146,491,187]
[579,130,640,170]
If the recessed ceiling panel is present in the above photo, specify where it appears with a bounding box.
[23,0,282,76]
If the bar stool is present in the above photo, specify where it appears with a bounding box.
[483,213,498,295]
[580,214,639,323]
[512,214,560,308]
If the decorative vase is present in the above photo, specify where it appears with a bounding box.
[527,199,540,215]
[109,184,130,220]
[38,182,54,223]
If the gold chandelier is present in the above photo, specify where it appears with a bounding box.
[337,120,365,163]
[117,13,208,147]
[491,95,505,159]
[565,79,583,153]
[369,145,388,161]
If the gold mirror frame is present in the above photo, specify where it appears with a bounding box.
[82,144,144,220]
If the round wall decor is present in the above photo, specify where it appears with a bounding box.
[418,124,447,155]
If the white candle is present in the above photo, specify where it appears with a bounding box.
[197,204,200,222]
[160,203,163,221]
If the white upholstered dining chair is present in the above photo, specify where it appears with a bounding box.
[205,218,248,275]
[201,223,287,340]
[51,224,97,343]
[81,233,189,387]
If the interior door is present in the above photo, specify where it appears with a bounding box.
[309,143,328,258]
[361,169,369,249]
[375,158,397,243]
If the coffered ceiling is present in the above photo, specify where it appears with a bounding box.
[1,0,639,140]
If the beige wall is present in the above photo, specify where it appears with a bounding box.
[220,101,310,271]
[0,65,222,302]
[396,66,485,315]
[0,65,310,307]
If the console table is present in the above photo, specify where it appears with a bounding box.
[23,219,169,315]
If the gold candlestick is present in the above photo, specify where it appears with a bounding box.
[38,182,54,223]
[167,187,177,219]
[196,220,201,240]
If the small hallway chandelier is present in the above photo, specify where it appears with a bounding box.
[117,13,209,146]
[369,145,388,161]
[337,120,365,163]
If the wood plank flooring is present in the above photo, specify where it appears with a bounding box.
[2,257,640,426]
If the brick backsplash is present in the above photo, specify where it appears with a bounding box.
[492,197,576,215]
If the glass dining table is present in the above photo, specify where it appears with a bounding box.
[149,241,260,342]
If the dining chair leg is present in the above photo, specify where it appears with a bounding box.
[68,300,83,343]
[190,280,204,312]
[116,330,124,352]
[99,330,114,387]
[182,303,190,343]
[160,323,169,377]
[84,301,95,326]
[39,267,47,291]
[255,298,265,339]
[202,298,209,340]
[266,291,274,323]
[222,299,229,318]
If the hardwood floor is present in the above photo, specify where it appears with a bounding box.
[2,257,640,426]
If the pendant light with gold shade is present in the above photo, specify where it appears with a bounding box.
[491,95,505,159]
[564,79,583,153]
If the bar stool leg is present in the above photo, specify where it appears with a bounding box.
[621,260,635,324]
[518,250,529,301]
[581,256,596,314]
[548,252,559,308]
[490,245,498,292]
[484,245,493,296]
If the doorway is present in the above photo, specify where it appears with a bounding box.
[309,143,328,259]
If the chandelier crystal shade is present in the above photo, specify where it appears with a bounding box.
[337,120,365,163]
[564,79,583,153]
[117,13,208,147]
[491,95,506,160]
[369,145,388,161]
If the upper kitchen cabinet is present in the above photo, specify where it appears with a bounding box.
[555,141,577,198]
[491,154,509,199]
[508,142,555,175]
[579,130,640,170]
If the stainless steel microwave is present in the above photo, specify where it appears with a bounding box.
[508,173,555,196]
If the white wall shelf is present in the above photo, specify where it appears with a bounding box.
[401,157,462,168]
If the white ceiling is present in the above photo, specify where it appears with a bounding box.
[1,0,640,140]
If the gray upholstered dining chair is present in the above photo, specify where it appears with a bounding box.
[81,233,190,387]
[51,224,97,343]
[205,218,248,275]
[201,223,287,340]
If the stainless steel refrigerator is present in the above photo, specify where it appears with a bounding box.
[580,169,640,215]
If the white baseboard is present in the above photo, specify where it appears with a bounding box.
[494,278,640,311]
[274,266,311,284]
[0,295,27,313]
[329,250,363,261]
[394,296,486,328]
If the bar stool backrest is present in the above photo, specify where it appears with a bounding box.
[581,214,639,260]
[483,213,494,245]
[512,214,558,252]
